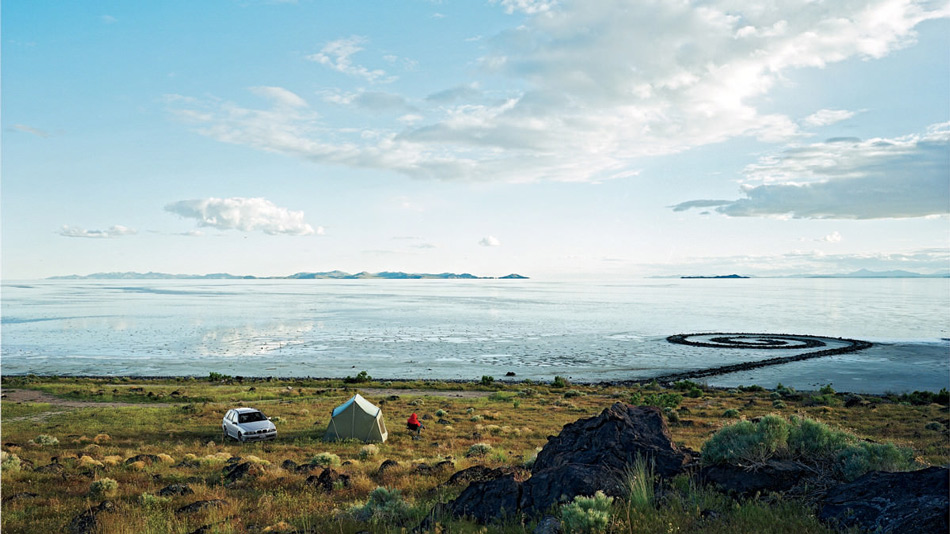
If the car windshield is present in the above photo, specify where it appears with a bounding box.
[238,411,266,423]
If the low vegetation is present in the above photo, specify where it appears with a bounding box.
[1,375,947,533]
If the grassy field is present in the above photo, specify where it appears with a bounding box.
[1,375,947,533]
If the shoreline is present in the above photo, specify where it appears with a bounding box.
[3,373,946,395]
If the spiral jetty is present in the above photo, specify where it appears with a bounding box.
[643,333,873,384]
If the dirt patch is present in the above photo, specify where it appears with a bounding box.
[0,388,143,409]
[357,388,494,399]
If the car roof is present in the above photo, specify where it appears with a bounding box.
[232,407,263,414]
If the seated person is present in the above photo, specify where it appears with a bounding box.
[407,412,423,434]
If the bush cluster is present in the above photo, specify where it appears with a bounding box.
[465,443,493,458]
[702,414,916,480]
[89,478,119,498]
[630,391,683,410]
[350,486,411,524]
[310,452,341,467]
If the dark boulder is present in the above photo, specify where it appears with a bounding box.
[306,468,350,492]
[445,465,528,486]
[34,463,65,475]
[377,459,400,476]
[436,403,693,523]
[68,501,114,534]
[158,483,194,497]
[819,466,949,533]
[223,461,265,485]
[531,404,693,479]
[699,459,811,496]
[521,403,693,516]
[176,499,227,514]
[449,474,522,523]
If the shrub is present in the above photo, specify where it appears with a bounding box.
[819,383,836,395]
[344,370,372,384]
[560,491,613,534]
[1,451,21,473]
[553,376,570,388]
[702,415,789,465]
[33,434,59,446]
[139,493,170,506]
[838,442,915,481]
[310,452,341,467]
[518,388,538,397]
[738,385,766,392]
[466,407,475,414]
[722,408,740,418]
[465,443,493,458]
[358,444,380,461]
[672,380,702,391]
[481,375,495,386]
[470,415,483,422]
[350,487,411,524]
[208,372,231,382]
[772,400,787,409]
[687,387,703,398]
[925,421,946,432]
[435,409,447,418]
[564,390,585,398]
[896,389,950,406]
[89,478,119,498]
[663,407,680,423]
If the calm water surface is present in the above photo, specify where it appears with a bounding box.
[2,279,947,392]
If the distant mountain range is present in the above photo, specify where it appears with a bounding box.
[659,269,949,279]
[797,269,949,279]
[48,271,529,280]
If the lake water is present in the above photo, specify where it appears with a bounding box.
[1,278,947,393]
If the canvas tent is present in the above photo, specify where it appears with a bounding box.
[323,394,388,443]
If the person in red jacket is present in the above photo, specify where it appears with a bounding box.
[407,412,423,435]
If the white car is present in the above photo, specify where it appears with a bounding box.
[222,407,277,442]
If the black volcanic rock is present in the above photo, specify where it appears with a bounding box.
[439,403,694,523]
[819,467,949,533]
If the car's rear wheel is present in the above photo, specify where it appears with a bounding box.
[222,428,229,441]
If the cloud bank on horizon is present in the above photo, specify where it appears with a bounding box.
[672,123,950,219]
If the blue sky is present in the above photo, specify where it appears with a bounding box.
[3,0,948,279]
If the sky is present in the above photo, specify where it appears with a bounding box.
[2,0,949,280]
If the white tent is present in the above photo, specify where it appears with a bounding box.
[323,394,388,443]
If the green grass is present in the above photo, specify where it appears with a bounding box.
[1,376,947,533]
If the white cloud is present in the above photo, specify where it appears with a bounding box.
[11,124,50,138]
[479,235,501,246]
[170,1,948,183]
[803,109,857,127]
[60,225,136,238]
[100,15,117,24]
[672,123,950,219]
[819,231,843,243]
[307,36,393,83]
[493,0,557,15]
[250,86,308,108]
[165,197,317,235]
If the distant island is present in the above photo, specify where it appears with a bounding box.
[48,271,529,280]
[681,274,750,279]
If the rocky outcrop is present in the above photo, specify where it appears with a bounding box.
[176,499,227,514]
[306,468,350,492]
[158,483,194,497]
[699,459,811,496]
[68,501,114,534]
[440,403,694,523]
[819,466,949,533]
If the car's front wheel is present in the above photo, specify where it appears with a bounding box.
[238,431,244,443]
